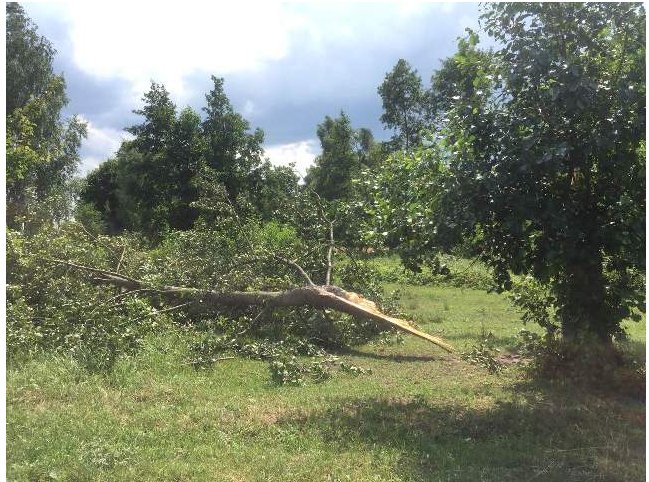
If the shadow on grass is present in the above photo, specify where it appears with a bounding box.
[620,340,647,362]
[435,331,519,343]
[338,347,443,363]
[277,386,645,481]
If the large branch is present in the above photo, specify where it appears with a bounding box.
[325,220,334,285]
[52,259,454,353]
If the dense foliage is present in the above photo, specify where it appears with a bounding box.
[304,112,381,201]
[9,177,403,375]
[7,225,157,372]
[6,3,86,230]
[367,3,646,343]
[79,78,299,240]
[7,213,402,375]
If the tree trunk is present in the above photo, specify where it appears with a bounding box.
[557,255,612,344]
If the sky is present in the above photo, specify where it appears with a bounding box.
[22,2,482,177]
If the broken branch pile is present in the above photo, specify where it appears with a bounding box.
[52,259,454,353]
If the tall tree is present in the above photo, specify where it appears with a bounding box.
[125,81,176,153]
[429,29,495,123]
[121,83,179,237]
[304,112,369,201]
[6,3,86,229]
[82,83,204,238]
[78,156,123,233]
[473,3,646,342]
[378,59,427,150]
[370,4,645,343]
[165,107,204,229]
[247,161,300,221]
[6,2,55,113]
[80,76,296,238]
[201,75,265,202]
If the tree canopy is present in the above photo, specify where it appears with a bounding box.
[378,58,428,150]
[368,2,646,342]
[80,77,298,239]
[6,3,86,229]
[305,111,378,201]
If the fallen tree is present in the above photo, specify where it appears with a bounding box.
[9,190,454,375]
[50,258,454,353]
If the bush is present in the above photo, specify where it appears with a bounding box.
[508,276,559,334]
[461,332,503,374]
[269,356,306,386]
[7,225,164,371]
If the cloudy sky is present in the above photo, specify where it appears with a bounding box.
[22,2,482,176]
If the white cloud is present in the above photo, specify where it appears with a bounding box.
[242,100,257,117]
[23,1,480,171]
[264,139,319,178]
[49,2,462,105]
[62,3,305,102]
[78,117,133,174]
[79,132,318,178]
[396,1,452,17]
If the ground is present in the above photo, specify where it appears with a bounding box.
[6,283,646,481]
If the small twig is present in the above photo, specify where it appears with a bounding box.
[76,223,122,263]
[237,304,273,335]
[149,301,195,316]
[526,459,558,482]
[116,245,126,273]
[271,254,315,286]
[449,256,481,277]
[183,356,235,366]
[132,301,196,325]
[106,288,159,303]
[87,288,160,317]
[245,251,314,287]
[307,188,332,227]
[47,258,141,285]
[337,245,361,268]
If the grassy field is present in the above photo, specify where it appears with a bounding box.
[7,282,646,481]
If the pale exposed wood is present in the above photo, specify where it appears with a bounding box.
[325,221,334,286]
[270,254,315,286]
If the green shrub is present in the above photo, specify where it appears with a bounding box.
[461,332,503,374]
[508,276,559,334]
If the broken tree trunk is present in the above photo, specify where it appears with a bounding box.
[52,259,454,353]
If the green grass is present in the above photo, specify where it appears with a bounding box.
[7,283,646,481]
[365,254,494,290]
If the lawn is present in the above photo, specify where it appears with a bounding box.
[6,282,646,481]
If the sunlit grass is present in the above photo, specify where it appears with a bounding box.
[7,277,646,481]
